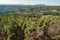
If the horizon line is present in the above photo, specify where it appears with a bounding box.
[0,4,60,6]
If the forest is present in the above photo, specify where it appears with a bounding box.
[0,5,60,40]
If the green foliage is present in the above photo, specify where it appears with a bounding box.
[0,14,60,40]
[52,35,60,40]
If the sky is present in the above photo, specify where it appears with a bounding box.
[0,0,60,5]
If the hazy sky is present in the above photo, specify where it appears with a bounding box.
[0,0,60,5]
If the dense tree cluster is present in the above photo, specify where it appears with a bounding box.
[0,14,60,40]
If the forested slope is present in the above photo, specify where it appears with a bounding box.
[0,14,60,40]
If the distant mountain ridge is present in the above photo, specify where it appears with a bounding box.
[35,4,46,6]
[0,4,46,6]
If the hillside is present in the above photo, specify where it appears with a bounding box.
[0,5,60,40]
[0,14,60,40]
[0,5,60,15]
